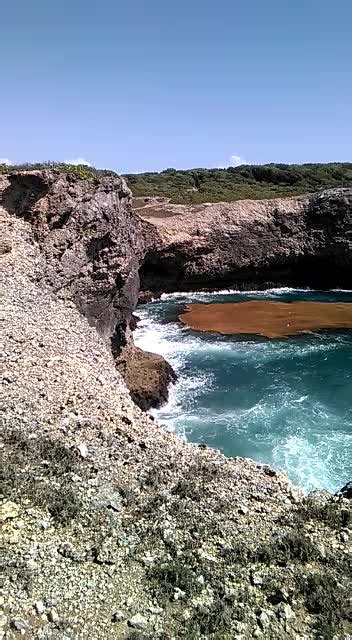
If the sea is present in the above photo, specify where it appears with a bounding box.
[134,288,352,494]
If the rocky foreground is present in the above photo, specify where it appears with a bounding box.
[1,170,351,639]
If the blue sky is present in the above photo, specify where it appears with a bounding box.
[1,0,351,172]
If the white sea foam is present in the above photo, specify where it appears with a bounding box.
[272,430,352,494]
[294,395,308,403]
[160,286,313,300]
[135,308,339,367]
[273,435,332,492]
[158,286,352,305]
[135,309,235,363]
[134,290,352,493]
[134,315,182,361]
[135,310,215,436]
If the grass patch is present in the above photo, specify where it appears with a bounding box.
[148,556,199,601]
[221,531,318,567]
[0,545,35,595]
[0,161,118,180]
[295,501,351,529]
[147,552,249,638]
[296,572,348,638]
[171,479,201,501]
[43,485,82,525]
[255,532,318,565]
[179,596,237,638]
[0,428,86,525]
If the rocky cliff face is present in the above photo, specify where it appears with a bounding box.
[3,174,351,412]
[136,189,352,292]
[0,170,173,409]
[1,170,148,338]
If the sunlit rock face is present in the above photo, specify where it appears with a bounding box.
[0,170,174,410]
[137,188,352,292]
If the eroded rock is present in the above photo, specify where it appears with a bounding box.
[0,170,174,407]
[137,189,352,292]
[115,340,177,411]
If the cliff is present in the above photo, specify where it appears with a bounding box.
[136,189,352,293]
[0,170,174,409]
[1,170,141,338]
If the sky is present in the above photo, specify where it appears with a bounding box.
[1,0,351,173]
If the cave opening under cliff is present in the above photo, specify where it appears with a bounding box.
[139,251,351,294]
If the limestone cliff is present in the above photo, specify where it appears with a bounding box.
[136,189,352,292]
[1,170,150,337]
[0,170,173,409]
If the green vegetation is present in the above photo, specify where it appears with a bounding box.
[147,548,251,638]
[2,161,351,201]
[296,572,346,638]
[1,428,86,525]
[124,162,352,203]
[295,500,351,529]
[141,472,351,639]
[0,161,118,180]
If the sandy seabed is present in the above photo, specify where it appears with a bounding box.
[179,300,352,338]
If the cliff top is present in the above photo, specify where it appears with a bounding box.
[2,161,352,205]
[124,162,352,204]
[0,161,118,181]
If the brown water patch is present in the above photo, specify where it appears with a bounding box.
[179,301,352,338]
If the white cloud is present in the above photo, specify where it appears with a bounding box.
[216,154,248,169]
[64,157,91,167]
[229,154,247,167]
[0,158,12,165]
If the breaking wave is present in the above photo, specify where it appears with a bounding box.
[134,288,352,493]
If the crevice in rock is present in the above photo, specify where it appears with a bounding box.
[2,174,49,221]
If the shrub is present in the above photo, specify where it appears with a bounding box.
[124,162,352,203]
[296,572,347,637]
[0,161,118,180]
[148,557,198,601]
[295,501,351,529]
[0,428,85,525]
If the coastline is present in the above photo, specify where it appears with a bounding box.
[2,171,351,638]
[134,289,352,494]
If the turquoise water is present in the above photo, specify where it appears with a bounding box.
[134,288,352,493]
